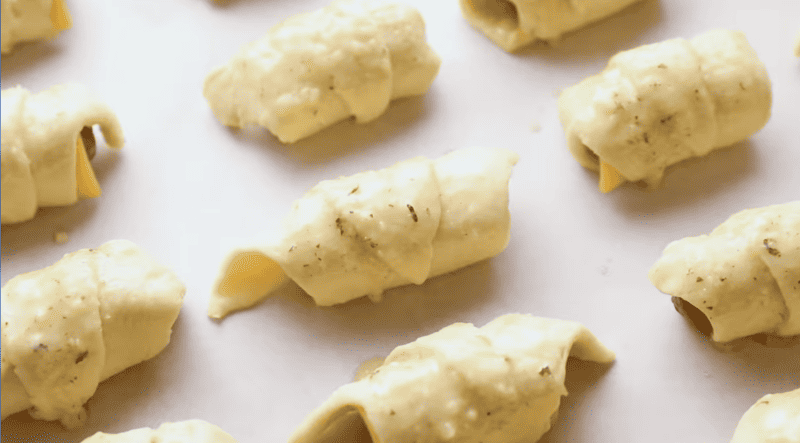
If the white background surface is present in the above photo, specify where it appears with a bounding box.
[2,0,800,441]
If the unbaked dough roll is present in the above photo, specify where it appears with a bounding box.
[730,388,800,443]
[81,420,239,443]
[1,0,71,53]
[459,0,642,52]
[649,201,800,343]
[289,314,615,443]
[209,147,518,318]
[203,0,441,143]
[559,29,771,192]
[1,240,185,428]
[1,83,125,224]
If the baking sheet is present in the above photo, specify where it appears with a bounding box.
[2,0,799,441]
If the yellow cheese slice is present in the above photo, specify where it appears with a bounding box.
[50,0,73,31]
[599,160,625,193]
[75,136,101,199]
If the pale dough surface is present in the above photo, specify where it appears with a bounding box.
[289,314,614,443]
[559,29,771,188]
[1,1,799,442]
[1,0,61,53]
[1,240,185,427]
[459,0,642,52]
[730,388,800,443]
[649,201,800,343]
[80,420,239,443]
[204,0,441,143]
[209,147,518,318]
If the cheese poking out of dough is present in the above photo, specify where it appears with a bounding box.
[50,0,72,31]
[599,160,625,193]
[75,136,101,199]
[1,84,124,224]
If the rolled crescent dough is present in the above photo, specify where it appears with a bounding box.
[289,314,615,443]
[80,420,239,443]
[1,240,185,428]
[559,29,771,192]
[1,83,125,224]
[203,0,441,143]
[730,388,800,443]
[1,0,72,54]
[459,0,642,52]
[209,147,518,318]
[649,201,800,343]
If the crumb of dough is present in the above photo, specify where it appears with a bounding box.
[53,232,69,244]
[530,122,541,132]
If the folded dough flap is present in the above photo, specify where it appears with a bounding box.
[289,314,614,443]
[649,202,800,342]
[428,147,518,276]
[80,420,240,443]
[361,1,441,98]
[93,240,186,379]
[24,83,126,150]
[1,146,38,224]
[690,29,772,148]
[730,388,800,443]
[209,247,290,319]
[459,0,642,52]
[0,240,184,426]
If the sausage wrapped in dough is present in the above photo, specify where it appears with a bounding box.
[1,240,185,428]
[203,0,441,143]
[459,0,642,52]
[1,0,71,53]
[209,147,518,318]
[730,388,800,443]
[649,201,800,343]
[1,83,125,224]
[559,29,771,192]
[81,420,239,443]
[289,314,615,443]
